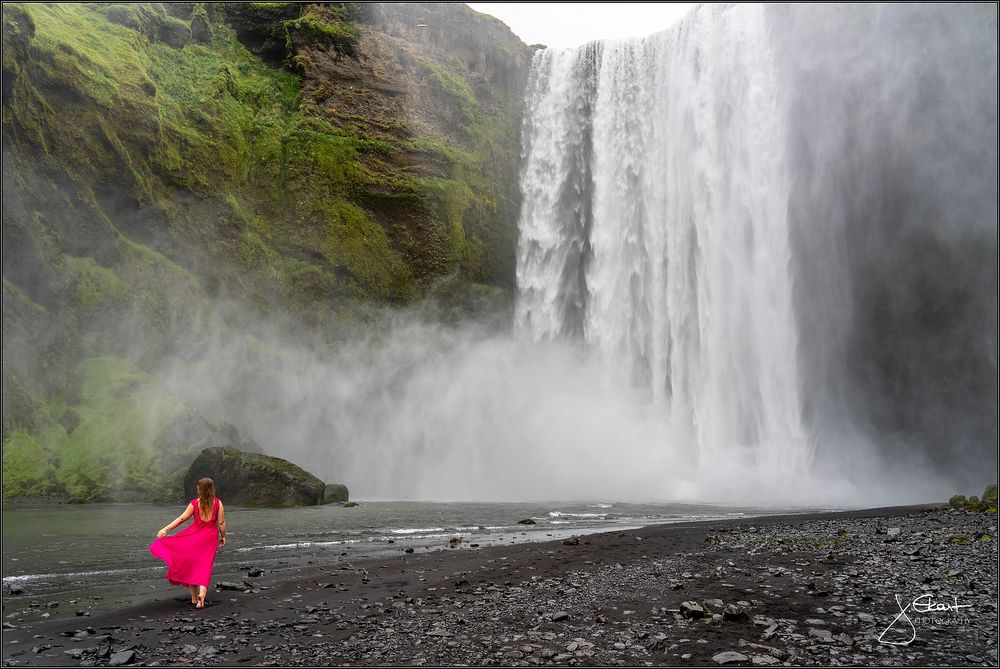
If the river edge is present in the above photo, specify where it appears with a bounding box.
[2,504,996,667]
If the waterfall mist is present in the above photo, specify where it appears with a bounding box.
[150,3,995,505]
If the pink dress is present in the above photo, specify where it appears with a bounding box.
[149,498,221,588]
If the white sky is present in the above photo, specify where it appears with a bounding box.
[466,3,697,49]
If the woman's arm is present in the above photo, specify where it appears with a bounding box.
[217,501,227,547]
[156,503,194,538]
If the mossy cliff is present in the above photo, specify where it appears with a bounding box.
[1,3,532,501]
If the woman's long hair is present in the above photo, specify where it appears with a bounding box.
[196,477,216,518]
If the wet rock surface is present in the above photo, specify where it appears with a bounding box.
[2,506,995,666]
[183,446,326,508]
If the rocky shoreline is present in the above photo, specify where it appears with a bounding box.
[2,505,996,667]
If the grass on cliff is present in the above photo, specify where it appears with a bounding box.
[9,3,418,304]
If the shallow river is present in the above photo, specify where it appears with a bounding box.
[2,500,816,622]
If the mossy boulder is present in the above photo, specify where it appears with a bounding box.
[949,486,998,513]
[189,6,211,44]
[323,483,349,504]
[158,14,191,48]
[983,483,998,503]
[184,445,325,507]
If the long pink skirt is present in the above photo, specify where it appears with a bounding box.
[149,504,219,588]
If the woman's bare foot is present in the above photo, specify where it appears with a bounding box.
[196,586,207,609]
[188,585,198,604]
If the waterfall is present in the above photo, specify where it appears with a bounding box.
[516,3,997,486]
[518,5,809,476]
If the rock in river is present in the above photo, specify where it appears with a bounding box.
[184,446,326,507]
[323,483,350,504]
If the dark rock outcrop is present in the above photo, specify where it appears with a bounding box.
[184,446,326,507]
[158,15,190,48]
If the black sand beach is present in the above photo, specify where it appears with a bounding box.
[3,505,996,667]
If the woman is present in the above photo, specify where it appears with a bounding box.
[149,477,227,609]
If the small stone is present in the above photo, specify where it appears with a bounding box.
[550,611,569,622]
[738,641,786,660]
[704,598,724,611]
[724,605,749,622]
[808,628,833,642]
[680,601,705,619]
[552,653,574,662]
[886,527,900,537]
[109,649,136,666]
[562,537,580,546]
[751,655,779,666]
[64,649,83,659]
[712,651,749,664]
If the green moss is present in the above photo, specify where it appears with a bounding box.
[6,0,518,312]
[3,357,195,501]
[64,255,128,306]
[424,61,478,126]
[1,429,61,497]
[283,14,356,44]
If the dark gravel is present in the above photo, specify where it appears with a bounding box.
[2,505,996,667]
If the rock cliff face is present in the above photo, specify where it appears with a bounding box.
[1,2,532,502]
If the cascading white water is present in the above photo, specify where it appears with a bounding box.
[517,5,810,477]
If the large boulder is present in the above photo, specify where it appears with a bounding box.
[184,446,326,507]
[323,483,349,504]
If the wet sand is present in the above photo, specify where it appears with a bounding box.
[3,504,996,667]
